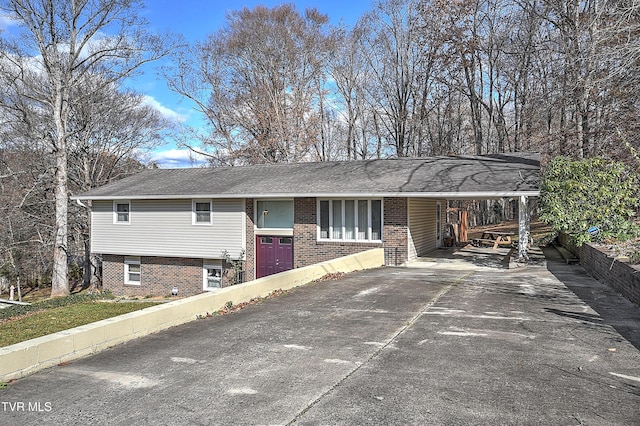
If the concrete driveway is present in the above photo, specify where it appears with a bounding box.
[1,250,639,425]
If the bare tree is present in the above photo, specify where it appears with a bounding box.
[0,0,172,297]
[167,4,334,165]
[329,26,383,159]
[512,0,640,160]
[357,0,439,157]
[431,0,487,155]
[0,79,161,292]
[0,146,54,294]
[66,75,169,289]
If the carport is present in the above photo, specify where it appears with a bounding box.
[402,153,540,262]
[407,194,537,262]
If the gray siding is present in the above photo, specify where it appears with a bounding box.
[407,198,443,260]
[91,199,245,259]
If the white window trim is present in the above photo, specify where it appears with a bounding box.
[203,260,222,291]
[192,199,213,225]
[124,257,141,285]
[317,198,383,243]
[113,200,131,224]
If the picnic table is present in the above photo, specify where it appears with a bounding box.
[472,229,514,250]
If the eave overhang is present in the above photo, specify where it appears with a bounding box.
[71,190,540,201]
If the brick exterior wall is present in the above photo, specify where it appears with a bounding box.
[559,234,640,305]
[245,199,256,282]
[102,255,125,294]
[100,197,412,297]
[102,254,237,297]
[382,197,409,266]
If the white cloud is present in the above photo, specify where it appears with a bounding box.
[150,148,209,169]
[0,14,19,30]
[142,95,189,124]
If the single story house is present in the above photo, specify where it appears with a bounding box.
[72,153,540,297]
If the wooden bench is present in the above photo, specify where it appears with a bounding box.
[473,238,497,247]
[473,233,514,250]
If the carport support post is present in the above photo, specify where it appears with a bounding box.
[518,195,530,260]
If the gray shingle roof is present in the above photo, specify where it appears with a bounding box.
[73,153,540,200]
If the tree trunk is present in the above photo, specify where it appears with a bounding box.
[17,275,22,302]
[51,92,70,298]
[91,253,102,290]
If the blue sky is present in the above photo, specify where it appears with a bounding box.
[140,1,374,167]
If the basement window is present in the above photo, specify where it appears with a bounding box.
[203,260,222,290]
[124,257,141,285]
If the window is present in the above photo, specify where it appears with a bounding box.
[320,200,330,238]
[256,200,294,229]
[124,257,141,285]
[193,200,212,225]
[114,201,130,224]
[344,200,355,240]
[371,200,382,240]
[203,261,222,290]
[332,200,343,239]
[357,200,368,239]
[318,199,383,242]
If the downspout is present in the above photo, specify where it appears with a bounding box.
[75,198,93,288]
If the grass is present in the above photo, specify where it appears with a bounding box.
[0,301,160,347]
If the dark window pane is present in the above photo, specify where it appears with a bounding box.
[358,200,368,240]
[320,200,329,239]
[371,200,382,240]
[116,203,129,222]
[344,200,355,240]
[332,200,342,239]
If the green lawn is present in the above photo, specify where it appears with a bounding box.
[0,301,160,347]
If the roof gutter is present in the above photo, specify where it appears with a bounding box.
[71,191,540,201]
[75,198,89,208]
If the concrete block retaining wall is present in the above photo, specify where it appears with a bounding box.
[0,249,384,382]
[559,234,640,305]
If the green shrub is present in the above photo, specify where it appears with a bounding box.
[539,156,640,246]
[68,261,83,281]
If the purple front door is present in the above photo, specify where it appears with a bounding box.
[256,236,293,279]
